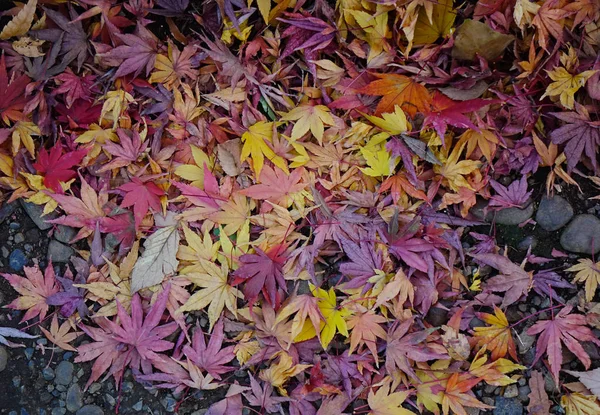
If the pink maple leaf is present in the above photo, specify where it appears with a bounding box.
[119,177,164,226]
[182,318,235,379]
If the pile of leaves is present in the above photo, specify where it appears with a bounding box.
[2,0,600,413]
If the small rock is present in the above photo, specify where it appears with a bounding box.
[544,373,560,394]
[20,200,57,230]
[517,236,537,251]
[132,401,143,411]
[42,367,55,381]
[504,384,519,398]
[465,408,480,415]
[76,406,104,415]
[88,383,102,394]
[47,240,74,263]
[51,409,66,415]
[161,396,177,412]
[517,330,536,354]
[14,233,25,244]
[40,392,53,404]
[518,385,531,401]
[9,222,20,230]
[105,394,116,407]
[494,397,523,415]
[0,346,7,372]
[1,246,8,258]
[492,202,535,226]
[536,195,574,231]
[470,317,486,329]
[55,361,74,385]
[66,384,83,412]
[426,307,448,327]
[560,214,600,255]
[24,347,34,360]
[9,249,27,271]
[54,226,77,244]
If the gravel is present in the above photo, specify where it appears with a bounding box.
[66,384,84,412]
[0,346,7,372]
[20,200,56,230]
[492,202,535,226]
[9,249,27,271]
[76,405,104,415]
[535,195,574,231]
[493,397,523,415]
[47,240,74,263]
[55,361,74,386]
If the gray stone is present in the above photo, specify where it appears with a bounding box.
[494,397,523,415]
[48,240,74,263]
[52,409,67,415]
[517,330,536,354]
[536,195,574,231]
[54,225,77,244]
[504,384,519,398]
[493,202,535,226]
[517,235,537,251]
[0,346,7,372]
[42,367,55,380]
[9,249,26,271]
[66,384,84,412]
[0,201,17,224]
[55,361,74,385]
[20,200,57,230]
[76,406,104,415]
[13,233,24,244]
[560,214,600,255]
[518,385,531,401]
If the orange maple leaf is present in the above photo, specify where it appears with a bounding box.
[360,73,431,117]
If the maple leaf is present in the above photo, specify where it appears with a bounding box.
[275,294,324,343]
[385,318,448,379]
[567,259,600,302]
[240,121,288,177]
[39,315,81,352]
[360,74,431,117]
[119,177,164,227]
[0,54,30,124]
[0,0,37,40]
[240,165,308,207]
[54,69,96,109]
[76,286,178,389]
[32,146,87,193]
[380,172,428,204]
[360,145,399,178]
[541,67,596,110]
[441,373,493,415]
[434,141,481,192]
[528,370,551,415]
[488,176,532,210]
[178,259,241,331]
[232,245,288,307]
[565,368,600,403]
[183,318,235,379]
[531,0,570,51]
[456,129,500,163]
[281,104,334,144]
[47,270,88,318]
[561,392,600,415]
[472,306,517,361]
[98,127,148,172]
[11,121,39,156]
[149,42,197,88]
[2,261,59,322]
[473,253,533,307]
[367,382,413,415]
[549,105,600,172]
[527,305,600,385]
[99,25,159,78]
[0,326,37,348]
[244,375,288,413]
[260,351,312,395]
[347,310,387,360]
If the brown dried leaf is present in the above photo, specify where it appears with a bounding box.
[528,370,551,415]
[0,0,38,40]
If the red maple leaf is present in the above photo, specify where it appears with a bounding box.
[182,318,235,379]
[527,305,600,385]
[119,177,164,226]
[232,245,288,307]
[423,92,495,140]
[0,54,30,124]
[33,146,88,192]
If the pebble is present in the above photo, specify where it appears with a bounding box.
[42,367,55,381]
[40,392,53,404]
[0,346,7,372]
[14,233,25,244]
[24,347,34,360]
[560,214,600,254]
[1,246,8,258]
[55,361,74,385]
[494,397,523,415]
[105,394,116,407]
[518,385,531,400]
[536,195,573,231]
[51,409,66,415]
[88,383,102,394]
[492,202,535,226]
[132,401,143,411]
[9,222,20,230]
[504,384,519,398]
[47,240,74,263]
[54,226,77,244]
[66,384,84,412]
[9,249,27,271]
[76,406,104,415]
[517,235,537,251]
[0,201,18,224]
[426,307,448,327]
[20,200,56,230]
[161,396,177,412]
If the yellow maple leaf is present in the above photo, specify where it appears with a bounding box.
[281,104,334,144]
[456,129,500,163]
[367,381,414,415]
[0,0,38,40]
[240,121,288,176]
[472,306,517,361]
[562,392,600,415]
[75,124,118,159]
[349,8,391,61]
[39,315,81,352]
[148,42,197,89]
[567,259,600,302]
[12,121,39,156]
[413,0,456,45]
[541,67,597,110]
[363,105,410,136]
[178,259,241,331]
[100,89,134,128]
[434,141,481,192]
[174,145,213,188]
[360,146,399,177]
[259,351,312,395]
